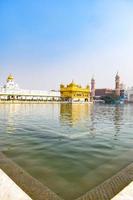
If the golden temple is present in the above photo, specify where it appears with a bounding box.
[60,81,90,103]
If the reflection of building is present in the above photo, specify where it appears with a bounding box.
[0,74,60,101]
[0,104,23,134]
[60,103,90,125]
[113,106,123,135]
[5,104,20,134]
[60,81,90,103]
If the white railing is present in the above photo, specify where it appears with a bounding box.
[0,89,60,97]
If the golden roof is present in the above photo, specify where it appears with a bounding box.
[68,80,78,87]
[7,74,14,82]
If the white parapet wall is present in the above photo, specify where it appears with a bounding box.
[0,169,32,200]
[0,90,61,101]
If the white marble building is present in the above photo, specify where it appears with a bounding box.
[127,87,133,102]
[0,74,60,101]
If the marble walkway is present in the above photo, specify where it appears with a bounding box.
[111,181,133,200]
[0,169,32,200]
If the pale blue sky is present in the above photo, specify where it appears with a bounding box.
[0,0,133,90]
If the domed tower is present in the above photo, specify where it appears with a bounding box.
[91,77,95,98]
[4,74,19,90]
[7,74,14,82]
[115,72,120,97]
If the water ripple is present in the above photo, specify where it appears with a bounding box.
[0,103,133,199]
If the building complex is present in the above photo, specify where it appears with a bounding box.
[0,72,133,103]
[0,74,60,101]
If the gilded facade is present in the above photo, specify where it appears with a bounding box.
[60,81,90,102]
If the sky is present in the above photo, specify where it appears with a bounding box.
[0,0,133,90]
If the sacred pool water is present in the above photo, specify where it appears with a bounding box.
[0,103,133,199]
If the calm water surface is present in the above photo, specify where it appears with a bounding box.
[0,103,133,199]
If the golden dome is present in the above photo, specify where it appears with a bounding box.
[68,80,77,87]
[60,84,64,88]
[7,74,14,82]
[86,85,90,89]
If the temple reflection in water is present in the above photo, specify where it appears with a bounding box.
[113,105,124,136]
[60,103,91,126]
